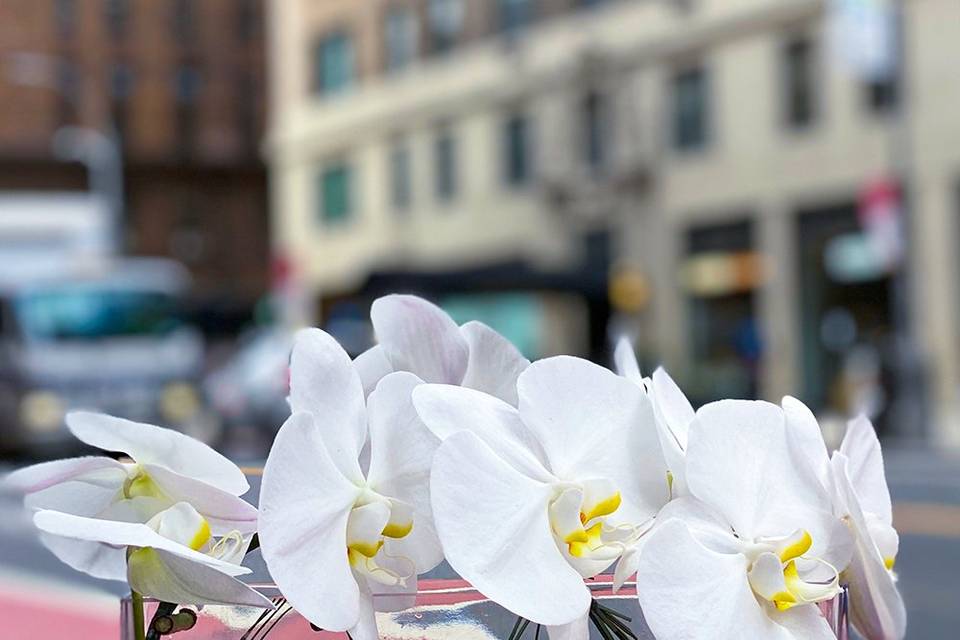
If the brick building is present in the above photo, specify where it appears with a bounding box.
[0,0,269,329]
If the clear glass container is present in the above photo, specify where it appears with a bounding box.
[121,578,849,639]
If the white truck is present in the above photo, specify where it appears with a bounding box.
[0,193,215,454]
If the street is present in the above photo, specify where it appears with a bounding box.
[1,444,958,639]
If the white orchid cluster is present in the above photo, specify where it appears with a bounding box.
[5,294,905,640]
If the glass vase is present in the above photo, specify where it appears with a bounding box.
[121,578,849,639]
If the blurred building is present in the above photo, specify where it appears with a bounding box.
[0,0,269,330]
[266,0,960,446]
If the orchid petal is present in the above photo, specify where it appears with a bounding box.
[363,554,418,613]
[288,329,366,484]
[840,416,893,525]
[146,502,211,551]
[127,547,272,607]
[747,552,791,604]
[140,463,258,535]
[4,456,126,495]
[769,604,837,640]
[258,412,362,632]
[637,519,796,640]
[39,534,128,581]
[547,613,589,640]
[349,591,380,640]
[651,367,694,450]
[613,546,640,593]
[459,321,530,405]
[370,294,469,385]
[430,431,590,626]
[831,454,907,640]
[65,412,249,496]
[98,496,170,523]
[355,345,394,398]
[782,396,830,486]
[347,501,391,558]
[517,356,669,522]
[686,400,829,544]
[365,372,443,572]
[613,337,643,385]
[412,384,553,482]
[32,510,249,576]
[652,496,745,555]
[22,468,128,518]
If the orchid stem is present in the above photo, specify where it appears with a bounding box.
[131,591,146,640]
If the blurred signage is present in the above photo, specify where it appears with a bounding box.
[829,0,897,81]
[858,177,904,270]
[681,251,765,298]
[608,264,651,313]
[824,232,887,283]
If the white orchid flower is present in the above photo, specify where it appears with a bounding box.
[613,337,695,497]
[829,418,906,640]
[413,356,668,636]
[4,412,258,581]
[258,329,443,639]
[637,400,854,640]
[354,294,530,404]
[32,503,271,608]
[777,397,906,639]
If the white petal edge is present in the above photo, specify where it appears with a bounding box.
[636,519,796,640]
[354,345,394,398]
[287,329,367,485]
[370,294,469,385]
[66,412,248,496]
[127,547,272,607]
[258,412,363,632]
[365,372,443,573]
[459,320,530,406]
[430,430,590,626]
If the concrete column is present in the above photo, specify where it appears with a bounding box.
[757,201,800,402]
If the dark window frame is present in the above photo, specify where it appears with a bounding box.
[781,35,818,130]
[671,64,710,152]
[312,30,356,96]
[318,162,354,225]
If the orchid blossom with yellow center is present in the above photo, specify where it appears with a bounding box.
[637,400,854,640]
[413,355,669,639]
[4,412,262,607]
[258,329,444,640]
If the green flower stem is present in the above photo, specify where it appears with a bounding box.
[131,591,146,640]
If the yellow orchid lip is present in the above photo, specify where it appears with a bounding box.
[348,539,384,559]
[580,491,622,524]
[188,519,212,552]
[884,556,896,571]
[778,529,813,563]
[382,520,413,539]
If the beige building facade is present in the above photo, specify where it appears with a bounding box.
[265,0,960,446]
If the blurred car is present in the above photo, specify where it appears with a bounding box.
[204,326,293,441]
[0,257,218,455]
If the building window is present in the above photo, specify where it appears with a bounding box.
[582,91,607,172]
[499,0,534,34]
[428,0,464,54]
[503,111,531,186]
[384,8,419,73]
[672,66,709,151]
[434,127,457,202]
[55,0,76,37]
[173,0,194,43]
[390,140,412,212]
[783,36,816,129]
[865,77,898,114]
[313,32,355,96]
[104,0,130,39]
[318,164,353,224]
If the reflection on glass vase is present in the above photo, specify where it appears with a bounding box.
[121,579,849,639]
